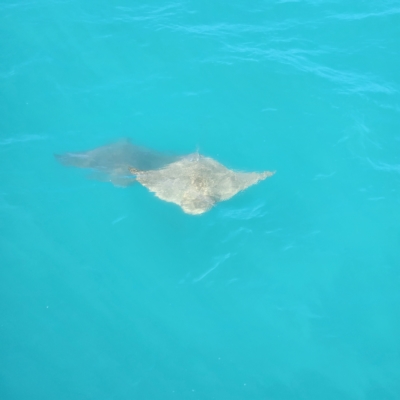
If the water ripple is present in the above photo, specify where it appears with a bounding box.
[0,134,47,146]
[367,158,400,174]
[330,7,400,20]
[220,45,397,95]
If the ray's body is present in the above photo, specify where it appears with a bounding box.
[55,140,275,214]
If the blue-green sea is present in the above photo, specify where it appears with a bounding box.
[1,1,400,399]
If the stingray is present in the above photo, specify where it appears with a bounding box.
[55,139,179,187]
[130,153,275,215]
[56,140,275,214]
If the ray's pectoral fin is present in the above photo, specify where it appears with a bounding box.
[55,152,90,168]
[109,175,137,187]
[55,140,176,187]
[87,171,137,187]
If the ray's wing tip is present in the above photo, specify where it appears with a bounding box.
[259,170,276,180]
[54,153,68,165]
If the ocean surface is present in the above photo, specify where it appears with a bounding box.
[1,1,400,399]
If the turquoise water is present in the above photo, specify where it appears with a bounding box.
[1,1,400,398]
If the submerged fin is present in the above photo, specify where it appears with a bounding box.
[55,139,179,187]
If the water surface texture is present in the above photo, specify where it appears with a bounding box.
[1,1,400,399]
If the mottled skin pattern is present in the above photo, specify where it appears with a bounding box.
[130,154,275,215]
